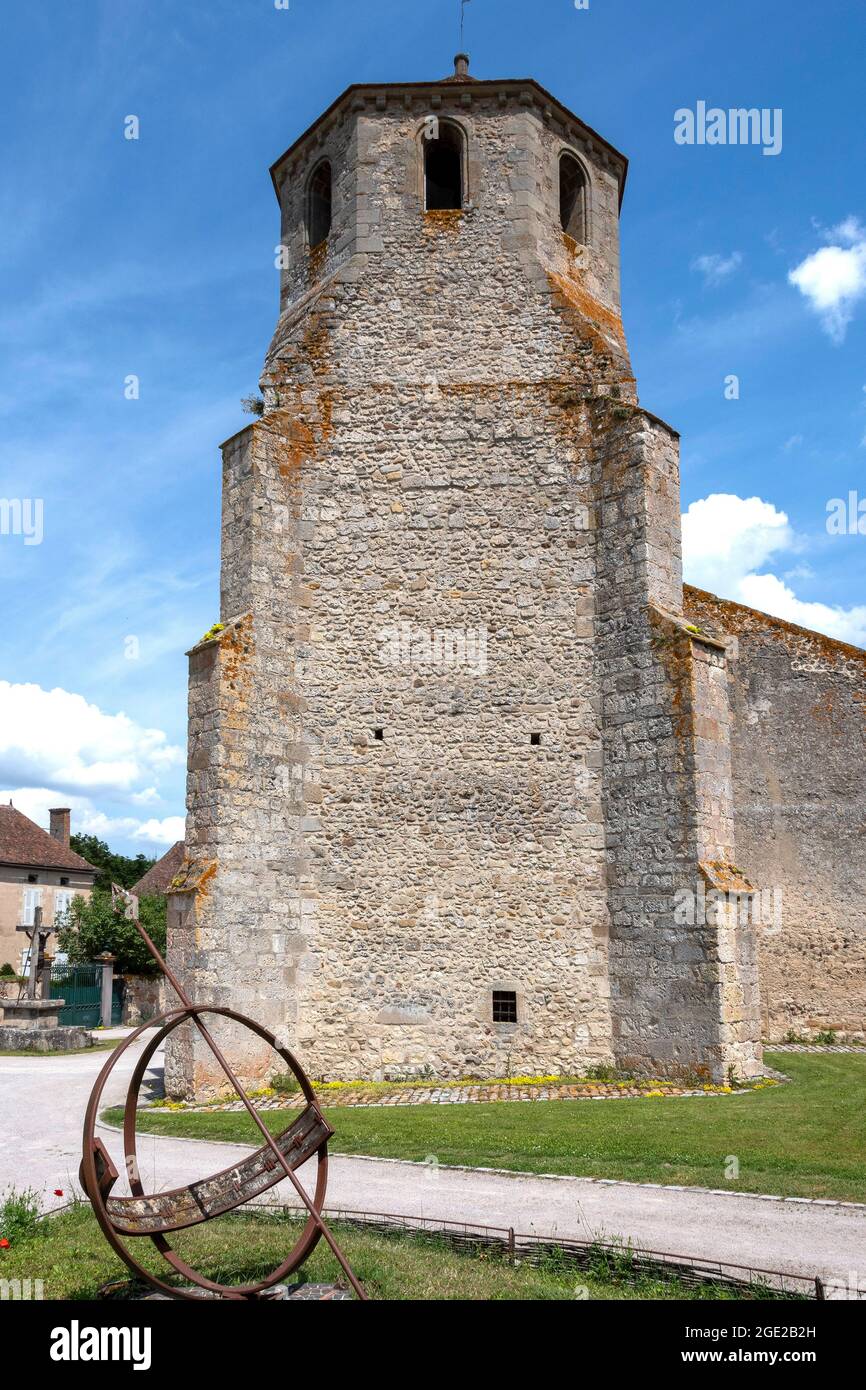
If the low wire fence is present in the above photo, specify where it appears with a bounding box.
[239,1203,831,1300]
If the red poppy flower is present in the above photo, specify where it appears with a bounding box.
[0,1239,9,1249]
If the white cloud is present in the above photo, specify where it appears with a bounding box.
[133,816,186,846]
[681,494,795,594]
[130,787,160,805]
[0,682,182,795]
[826,216,864,247]
[782,434,803,451]
[788,217,866,342]
[737,574,866,646]
[691,252,743,287]
[0,682,184,853]
[682,493,866,648]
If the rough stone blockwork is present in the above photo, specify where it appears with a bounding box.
[684,588,866,1041]
[596,415,761,1080]
[166,67,762,1097]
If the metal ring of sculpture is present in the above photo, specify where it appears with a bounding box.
[80,1006,335,1300]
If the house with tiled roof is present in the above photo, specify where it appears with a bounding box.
[129,840,186,900]
[0,806,96,971]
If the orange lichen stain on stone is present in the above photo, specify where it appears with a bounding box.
[300,309,332,375]
[423,209,463,233]
[648,605,694,747]
[195,860,218,899]
[217,614,255,743]
[279,415,318,479]
[546,270,627,351]
[307,239,327,285]
[562,231,580,259]
[701,860,754,895]
[810,691,839,733]
[218,612,254,682]
[269,384,335,487]
[169,857,218,898]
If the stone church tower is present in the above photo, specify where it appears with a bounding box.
[167,57,763,1096]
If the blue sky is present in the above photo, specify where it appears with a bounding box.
[0,0,864,855]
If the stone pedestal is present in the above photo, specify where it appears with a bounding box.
[0,998,92,1052]
[0,998,65,1028]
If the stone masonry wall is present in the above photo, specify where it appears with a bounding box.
[596,413,761,1079]
[167,77,761,1093]
[684,586,866,1040]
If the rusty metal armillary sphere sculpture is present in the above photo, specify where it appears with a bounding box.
[80,919,366,1300]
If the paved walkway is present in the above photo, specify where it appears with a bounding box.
[1,1031,863,1298]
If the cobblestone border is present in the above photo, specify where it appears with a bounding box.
[143,1074,785,1115]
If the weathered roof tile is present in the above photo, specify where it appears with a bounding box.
[0,805,97,874]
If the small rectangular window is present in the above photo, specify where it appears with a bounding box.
[492,990,518,1024]
[54,889,75,923]
[530,732,541,747]
[373,728,384,741]
[22,887,42,926]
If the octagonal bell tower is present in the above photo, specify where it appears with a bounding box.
[167,57,762,1097]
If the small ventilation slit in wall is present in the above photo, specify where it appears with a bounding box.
[530,732,542,747]
[373,728,384,741]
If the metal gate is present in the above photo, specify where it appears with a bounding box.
[50,964,102,1028]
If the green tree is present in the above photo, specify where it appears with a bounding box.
[69,833,156,893]
[57,891,166,975]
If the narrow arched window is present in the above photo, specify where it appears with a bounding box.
[424,123,464,210]
[306,161,332,247]
[559,153,587,244]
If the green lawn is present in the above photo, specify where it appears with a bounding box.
[105,1053,866,1204]
[0,1205,799,1301]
